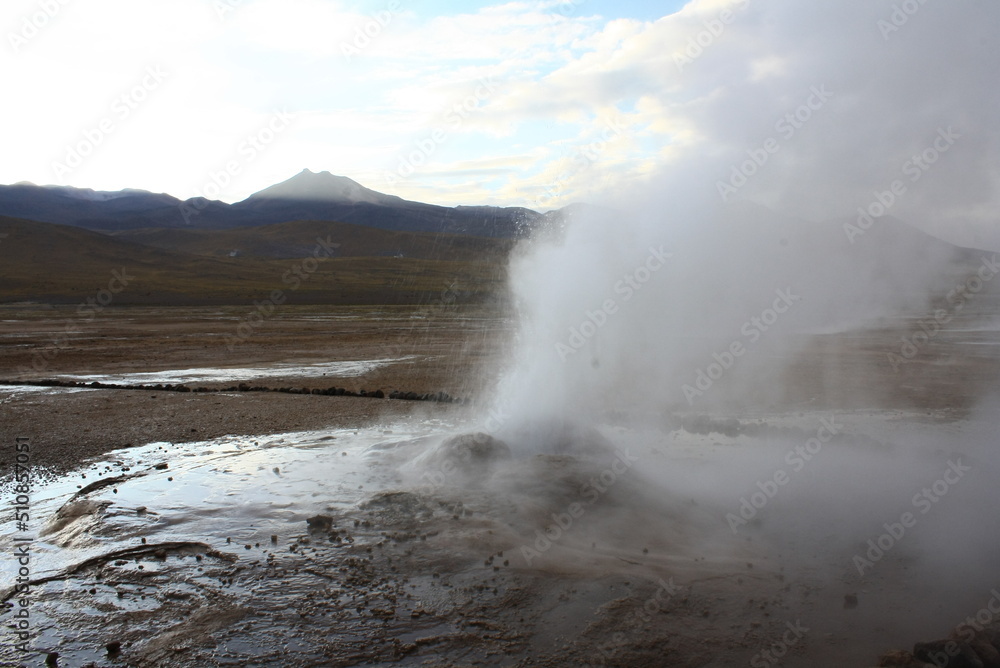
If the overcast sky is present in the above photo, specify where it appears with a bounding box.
[2,0,996,245]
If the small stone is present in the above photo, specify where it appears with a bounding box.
[307,515,334,532]
[106,641,122,656]
[843,594,858,610]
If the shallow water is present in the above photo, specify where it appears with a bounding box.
[55,358,417,385]
[0,420,454,666]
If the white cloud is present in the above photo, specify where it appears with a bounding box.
[1,0,998,244]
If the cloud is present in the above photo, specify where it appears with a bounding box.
[1,0,998,237]
[504,0,1000,243]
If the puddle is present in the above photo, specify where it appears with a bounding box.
[0,420,466,667]
[0,385,94,397]
[55,358,417,385]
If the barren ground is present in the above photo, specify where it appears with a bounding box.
[1,303,999,667]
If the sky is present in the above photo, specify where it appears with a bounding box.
[1,0,997,246]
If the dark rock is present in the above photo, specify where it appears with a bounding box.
[106,641,122,656]
[153,463,169,470]
[914,640,984,668]
[373,389,385,398]
[307,515,334,532]
[970,640,1000,668]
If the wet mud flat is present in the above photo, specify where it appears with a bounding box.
[4,407,1000,667]
[3,305,1000,666]
[0,304,512,477]
[0,422,763,668]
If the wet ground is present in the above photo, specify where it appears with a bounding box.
[2,304,1000,666]
[4,405,1000,667]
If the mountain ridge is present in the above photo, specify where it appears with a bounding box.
[0,170,541,238]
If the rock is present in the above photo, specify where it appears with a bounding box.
[844,593,858,609]
[106,641,122,656]
[914,640,984,668]
[970,640,1000,668]
[307,515,334,532]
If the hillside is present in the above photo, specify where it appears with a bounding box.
[113,219,514,260]
[0,216,507,306]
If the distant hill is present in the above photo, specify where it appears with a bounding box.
[113,219,514,260]
[0,215,508,306]
[0,170,543,237]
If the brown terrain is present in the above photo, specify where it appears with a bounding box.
[2,212,1000,667]
[1,298,999,667]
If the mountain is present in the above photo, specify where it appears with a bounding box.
[0,170,542,237]
[245,171,401,205]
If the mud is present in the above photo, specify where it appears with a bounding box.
[2,304,1000,666]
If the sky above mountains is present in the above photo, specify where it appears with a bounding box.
[2,0,997,247]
